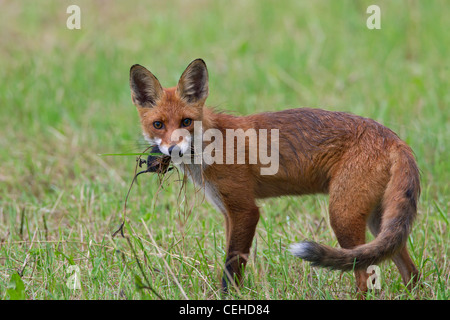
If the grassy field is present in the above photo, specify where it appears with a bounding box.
[0,0,448,300]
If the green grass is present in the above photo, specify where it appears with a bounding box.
[0,0,448,300]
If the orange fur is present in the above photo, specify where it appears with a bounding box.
[129,59,420,295]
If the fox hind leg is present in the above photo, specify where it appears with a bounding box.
[328,193,372,294]
[368,205,419,289]
[326,163,390,295]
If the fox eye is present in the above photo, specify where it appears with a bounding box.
[153,121,163,129]
[182,118,192,127]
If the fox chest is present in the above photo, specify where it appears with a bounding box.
[177,163,227,215]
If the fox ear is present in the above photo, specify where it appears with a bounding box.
[130,64,163,108]
[177,59,209,104]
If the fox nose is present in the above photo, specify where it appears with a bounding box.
[168,145,183,157]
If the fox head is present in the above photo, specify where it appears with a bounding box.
[129,59,209,157]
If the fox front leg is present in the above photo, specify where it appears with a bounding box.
[221,204,260,292]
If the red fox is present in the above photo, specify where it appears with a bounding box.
[129,59,420,295]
